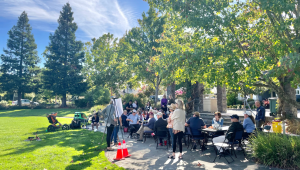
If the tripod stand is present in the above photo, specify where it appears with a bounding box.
[243,97,256,117]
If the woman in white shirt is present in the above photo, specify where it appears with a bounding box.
[168,100,185,159]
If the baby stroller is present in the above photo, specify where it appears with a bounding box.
[46,112,69,132]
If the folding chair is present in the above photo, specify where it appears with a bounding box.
[186,127,205,150]
[143,130,154,143]
[155,127,170,150]
[227,131,245,158]
[213,140,234,164]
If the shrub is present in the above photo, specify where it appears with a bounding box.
[33,105,47,109]
[0,100,8,107]
[236,100,243,105]
[227,93,237,106]
[75,99,88,108]
[89,105,106,113]
[249,132,300,169]
[0,105,7,110]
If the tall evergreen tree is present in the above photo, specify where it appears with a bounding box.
[0,11,39,106]
[43,3,87,107]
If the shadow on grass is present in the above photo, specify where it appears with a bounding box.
[0,108,89,118]
[5,127,108,170]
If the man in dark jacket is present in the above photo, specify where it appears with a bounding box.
[154,112,168,145]
[121,110,129,127]
[255,101,265,128]
[137,113,156,141]
[213,114,243,153]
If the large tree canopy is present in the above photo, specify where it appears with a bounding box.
[148,0,300,118]
[43,3,87,107]
[0,11,40,106]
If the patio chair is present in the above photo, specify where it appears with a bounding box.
[227,131,245,158]
[143,130,154,143]
[155,127,170,150]
[186,127,205,150]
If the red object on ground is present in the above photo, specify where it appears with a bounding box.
[114,142,124,160]
[124,127,128,132]
[122,140,131,158]
[164,140,167,146]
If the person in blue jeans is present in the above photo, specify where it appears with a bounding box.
[111,119,120,146]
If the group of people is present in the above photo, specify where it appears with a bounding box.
[95,95,266,158]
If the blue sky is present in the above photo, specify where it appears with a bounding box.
[0,0,149,66]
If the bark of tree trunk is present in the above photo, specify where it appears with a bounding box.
[278,76,297,118]
[199,83,204,112]
[185,80,194,118]
[167,81,175,101]
[17,91,21,106]
[193,82,200,112]
[217,85,227,113]
[61,93,67,107]
[154,76,160,107]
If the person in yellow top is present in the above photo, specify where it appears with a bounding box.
[168,100,186,159]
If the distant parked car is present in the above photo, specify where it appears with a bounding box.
[12,99,39,106]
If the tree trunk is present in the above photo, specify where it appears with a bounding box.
[278,76,297,118]
[185,80,194,118]
[61,93,67,107]
[154,76,160,107]
[17,91,22,106]
[167,81,175,100]
[217,85,227,113]
[193,82,200,112]
[199,83,204,112]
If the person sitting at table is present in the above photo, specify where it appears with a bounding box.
[154,112,168,145]
[243,111,256,139]
[185,112,206,150]
[212,114,243,153]
[211,112,224,136]
[121,110,129,128]
[143,110,149,120]
[212,112,224,127]
[91,113,100,131]
[136,113,156,141]
[126,110,141,138]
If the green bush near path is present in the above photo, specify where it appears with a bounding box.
[249,132,300,169]
[0,110,123,170]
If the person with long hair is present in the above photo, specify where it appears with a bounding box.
[212,112,224,127]
[145,102,152,111]
[168,100,186,159]
[167,104,176,148]
[243,111,256,139]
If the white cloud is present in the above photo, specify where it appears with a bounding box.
[0,0,138,41]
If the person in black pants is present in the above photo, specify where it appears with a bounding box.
[106,124,114,149]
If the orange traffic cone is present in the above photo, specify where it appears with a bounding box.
[122,140,131,158]
[113,142,124,160]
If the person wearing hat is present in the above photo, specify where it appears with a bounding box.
[185,112,206,150]
[167,104,176,147]
[154,112,168,145]
[126,109,140,138]
[243,111,256,139]
[136,113,156,141]
[212,114,243,153]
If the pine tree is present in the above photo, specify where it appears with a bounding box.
[0,11,39,106]
[43,3,87,107]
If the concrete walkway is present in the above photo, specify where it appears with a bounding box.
[86,124,280,170]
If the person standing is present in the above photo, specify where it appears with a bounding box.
[100,101,121,151]
[255,101,265,128]
[167,104,176,147]
[161,95,168,113]
[169,100,186,159]
[132,100,138,110]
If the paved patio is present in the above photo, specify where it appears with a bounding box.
[87,124,281,170]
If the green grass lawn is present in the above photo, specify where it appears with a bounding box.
[0,109,124,170]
